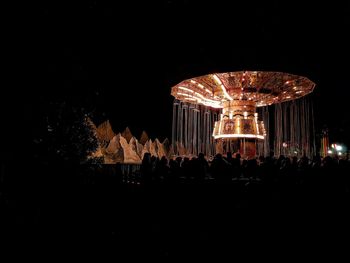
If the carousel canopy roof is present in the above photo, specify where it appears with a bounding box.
[171,71,316,108]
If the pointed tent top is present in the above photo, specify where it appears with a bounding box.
[96,119,115,142]
[122,127,133,143]
[162,138,170,145]
[129,136,137,144]
[106,135,120,154]
[162,138,171,156]
[86,117,97,131]
[139,131,149,145]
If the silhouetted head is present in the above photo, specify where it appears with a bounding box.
[215,153,222,160]
[198,153,205,160]
[160,156,168,165]
[323,156,333,167]
[248,158,257,167]
[142,152,151,163]
[259,156,265,163]
[176,156,182,163]
[169,159,177,168]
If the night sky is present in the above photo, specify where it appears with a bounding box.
[14,1,350,150]
[2,2,349,254]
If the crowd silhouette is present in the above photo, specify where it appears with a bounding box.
[137,152,350,189]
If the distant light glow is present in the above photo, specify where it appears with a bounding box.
[336,145,343,151]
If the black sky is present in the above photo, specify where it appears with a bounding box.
[18,1,350,146]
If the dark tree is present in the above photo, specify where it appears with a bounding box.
[36,101,99,165]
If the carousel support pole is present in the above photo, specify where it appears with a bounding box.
[243,138,246,157]
[172,100,178,155]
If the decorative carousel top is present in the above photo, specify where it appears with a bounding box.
[171,71,315,108]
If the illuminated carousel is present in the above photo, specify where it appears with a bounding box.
[171,71,316,158]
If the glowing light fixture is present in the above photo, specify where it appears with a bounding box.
[178,86,194,93]
[213,74,233,101]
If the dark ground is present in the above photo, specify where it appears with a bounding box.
[1,161,349,260]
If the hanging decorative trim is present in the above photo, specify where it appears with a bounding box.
[172,100,218,157]
[272,96,315,158]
